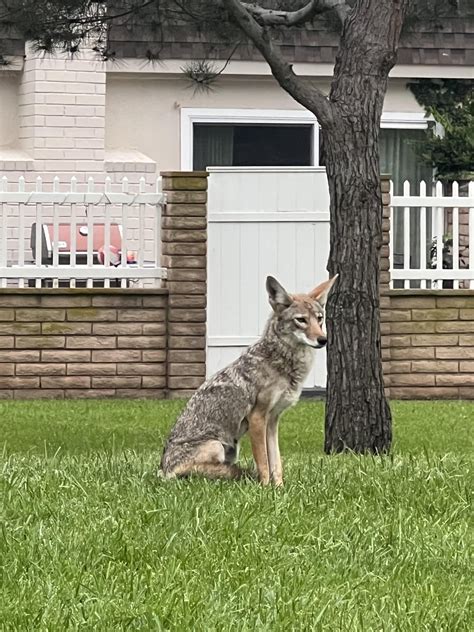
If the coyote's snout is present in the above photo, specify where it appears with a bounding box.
[160,274,338,485]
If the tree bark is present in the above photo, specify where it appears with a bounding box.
[321,0,409,453]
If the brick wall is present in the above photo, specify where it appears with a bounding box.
[0,289,168,399]
[381,291,474,399]
[18,43,106,178]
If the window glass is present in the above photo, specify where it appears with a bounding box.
[380,128,433,276]
[379,128,432,195]
[193,124,312,170]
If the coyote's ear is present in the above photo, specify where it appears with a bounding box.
[266,276,292,312]
[309,274,339,306]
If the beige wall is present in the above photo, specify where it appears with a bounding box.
[1,68,424,167]
[105,75,424,170]
[385,78,423,111]
[0,74,20,148]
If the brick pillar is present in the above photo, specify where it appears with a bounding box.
[18,42,105,181]
[160,171,208,399]
[446,181,470,289]
[380,174,392,396]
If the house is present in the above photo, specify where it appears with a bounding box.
[0,6,472,186]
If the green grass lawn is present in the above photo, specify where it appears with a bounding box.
[0,400,472,631]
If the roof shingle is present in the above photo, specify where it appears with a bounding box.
[106,10,474,67]
[1,5,472,67]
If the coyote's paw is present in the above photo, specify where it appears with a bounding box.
[234,467,257,482]
[156,468,175,480]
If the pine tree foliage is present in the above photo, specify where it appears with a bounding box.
[408,79,474,181]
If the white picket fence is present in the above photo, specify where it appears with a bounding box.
[2,173,473,292]
[390,180,474,289]
[0,176,167,289]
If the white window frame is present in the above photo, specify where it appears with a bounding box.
[180,108,431,170]
[180,108,319,170]
[380,112,430,129]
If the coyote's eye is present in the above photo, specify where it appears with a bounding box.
[317,313,324,323]
[295,316,307,325]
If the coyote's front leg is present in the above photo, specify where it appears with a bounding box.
[266,414,283,486]
[248,409,270,485]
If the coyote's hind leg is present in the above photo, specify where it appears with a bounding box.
[172,440,246,480]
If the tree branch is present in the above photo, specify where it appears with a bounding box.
[221,0,334,124]
[241,0,350,26]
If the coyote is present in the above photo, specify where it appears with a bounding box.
[160,274,338,485]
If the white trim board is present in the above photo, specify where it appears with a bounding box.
[208,211,331,222]
[106,59,473,80]
[381,112,430,129]
[207,336,259,347]
[207,166,328,173]
[180,108,320,170]
[180,108,430,170]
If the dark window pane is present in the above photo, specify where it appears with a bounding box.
[233,125,311,166]
[193,124,312,169]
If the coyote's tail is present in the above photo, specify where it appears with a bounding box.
[159,462,248,481]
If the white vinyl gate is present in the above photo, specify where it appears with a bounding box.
[207,167,331,390]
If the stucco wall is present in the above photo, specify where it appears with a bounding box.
[0,74,20,148]
[105,75,423,170]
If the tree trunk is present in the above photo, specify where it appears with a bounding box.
[321,0,409,453]
[323,121,391,453]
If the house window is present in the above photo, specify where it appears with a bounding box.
[380,127,433,276]
[180,108,319,170]
[319,123,432,277]
[379,128,432,195]
[193,124,313,170]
